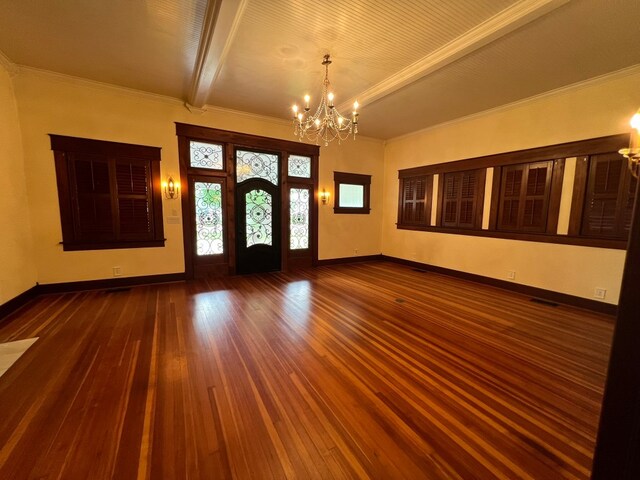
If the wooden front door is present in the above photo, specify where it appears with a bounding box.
[234,148,281,274]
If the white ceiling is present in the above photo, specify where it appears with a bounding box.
[0,0,638,139]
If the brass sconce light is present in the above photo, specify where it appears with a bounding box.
[320,188,330,205]
[163,176,180,199]
[619,108,640,179]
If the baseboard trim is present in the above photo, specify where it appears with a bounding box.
[381,255,617,316]
[317,254,383,266]
[0,285,40,321]
[37,273,186,295]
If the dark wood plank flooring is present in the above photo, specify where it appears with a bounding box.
[0,262,614,479]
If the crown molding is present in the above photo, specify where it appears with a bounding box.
[386,64,640,144]
[0,49,19,77]
[338,0,569,113]
[16,65,184,106]
[188,0,247,107]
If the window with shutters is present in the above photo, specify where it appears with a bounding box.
[51,135,164,251]
[438,169,485,229]
[398,175,432,227]
[497,161,553,233]
[580,153,637,239]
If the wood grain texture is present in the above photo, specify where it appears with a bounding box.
[0,262,613,479]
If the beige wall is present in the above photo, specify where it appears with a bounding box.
[12,68,384,285]
[0,62,37,303]
[382,68,640,305]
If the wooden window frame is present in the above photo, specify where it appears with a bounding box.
[51,135,165,251]
[397,175,432,227]
[436,169,485,229]
[396,134,630,250]
[333,171,371,214]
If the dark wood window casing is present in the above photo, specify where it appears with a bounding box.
[398,175,432,226]
[437,169,485,229]
[333,172,371,214]
[396,134,631,249]
[572,153,638,239]
[51,135,165,251]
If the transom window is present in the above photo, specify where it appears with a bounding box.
[236,150,279,184]
[288,155,312,178]
[190,141,224,170]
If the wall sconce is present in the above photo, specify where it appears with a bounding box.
[320,188,330,205]
[163,176,180,199]
[619,108,640,179]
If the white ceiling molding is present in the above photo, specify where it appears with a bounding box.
[0,48,19,76]
[338,0,570,113]
[18,65,184,106]
[386,63,640,145]
[187,0,247,108]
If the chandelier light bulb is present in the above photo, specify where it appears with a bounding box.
[314,118,320,126]
[353,100,359,111]
[630,111,640,130]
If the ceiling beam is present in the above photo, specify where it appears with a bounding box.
[338,0,570,113]
[187,0,247,109]
[0,48,19,77]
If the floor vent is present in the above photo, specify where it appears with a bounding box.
[530,298,559,307]
[395,298,406,303]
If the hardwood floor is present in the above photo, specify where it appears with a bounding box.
[0,262,613,479]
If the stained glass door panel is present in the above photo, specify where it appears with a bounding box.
[289,188,310,250]
[245,189,273,247]
[194,181,224,255]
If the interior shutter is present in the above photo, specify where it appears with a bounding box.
[459,171,477,227]
[622,175,638,234]
[582,153,636,238]
[71,154,114,240]
[499,165,523,230]
[442,174,459,226]
[521,162,551,232]
[413,176,427,224]
[401,176,428,225]
[115,160,154,239]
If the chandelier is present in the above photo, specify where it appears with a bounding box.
[291,54,359,145]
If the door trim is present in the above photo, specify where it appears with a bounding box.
[176,124,319,279]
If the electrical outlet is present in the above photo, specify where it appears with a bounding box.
[507,270,516,280]
[594,288,606,300]
[113,266,122,277]
[354,248,359,254]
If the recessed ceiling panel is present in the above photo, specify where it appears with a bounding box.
[208,0,517,116]
[0,0,207,98]
[339,0,640,139]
